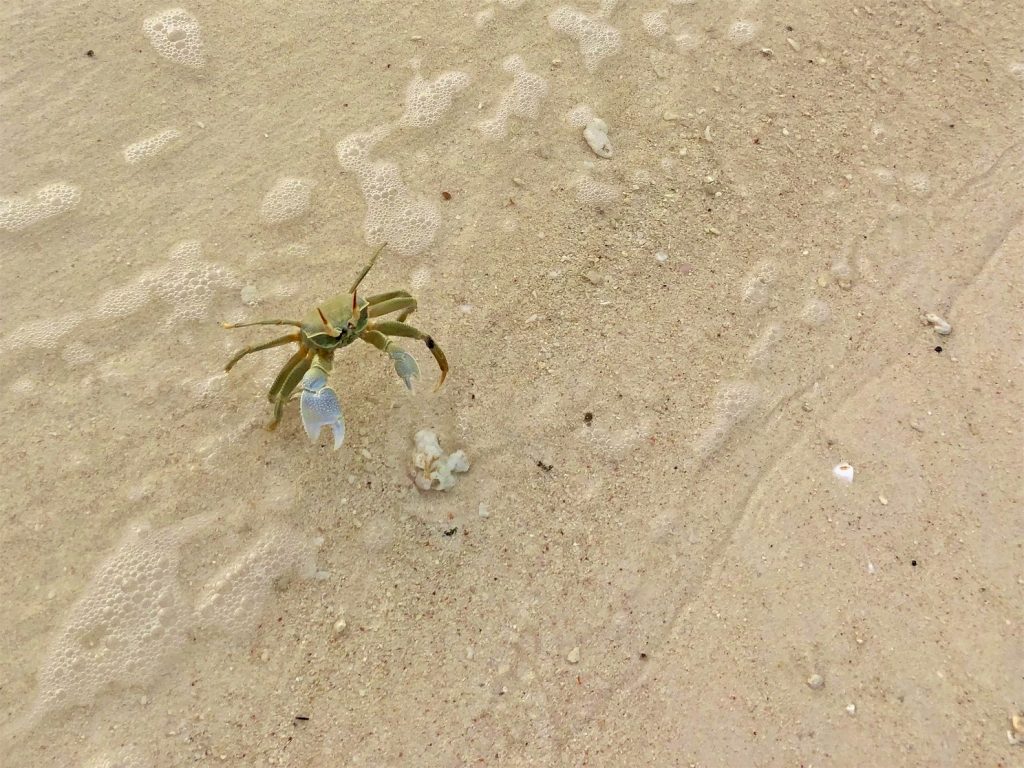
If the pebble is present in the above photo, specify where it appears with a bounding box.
[833,463,855,484]
[478,502,490,518]
[333,616,348,636]
[567,647,581,664]
[583,270,605,286]
[583,118,613,159]
[846,703,857,716]
[924,312,952,335]
[807,674,824,690]
[655,250,669,263]
[662,111,680,121]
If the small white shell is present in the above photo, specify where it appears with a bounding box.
[833,463,855,484]
[924,312,952,335]
[583,118,613,158]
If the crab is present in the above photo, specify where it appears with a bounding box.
[221,245,447,449]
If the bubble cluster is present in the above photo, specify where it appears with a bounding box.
[95,240,234,325]
[573,174,620,207]
[259,177,316,225]
[799,298,831,327]
[567,103,596,127]
[548,6,622,72]
[142,8,204,68]
[34,518,207,714]
[692,381,762,458]
[336,133,441,256]
[477,55,549,139]
[123,128,181,164]
[726,19,759,45]
[641,10,669,38]
[741,260,777,310]
[0,182,81,232]
[747,323,784,370]
[1,315,83,353]
[196,526,319,635]
[399,66,471,128]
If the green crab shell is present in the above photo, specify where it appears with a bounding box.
[300,293,370,350]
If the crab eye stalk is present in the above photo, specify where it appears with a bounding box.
[317,307,343,338]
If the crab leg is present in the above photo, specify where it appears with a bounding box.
[224,333,299,372]
[368,320,447,390]
[366,290,417,321]
[360,329,420,389]
[221,319,304,329]
[267,348,314,429]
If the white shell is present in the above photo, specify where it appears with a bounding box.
[833,463,855,484]
[583,118,613,158]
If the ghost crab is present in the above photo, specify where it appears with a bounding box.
[222,245,447,448]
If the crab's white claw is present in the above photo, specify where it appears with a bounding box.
[299,368,345,449]
[389,348,420,390]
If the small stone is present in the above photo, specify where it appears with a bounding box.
[359,448,372,460]
[260,649,271,661]
[478,503,490,518]
[655,250,669,263]
[833,463,854,484]
[846,703,857,716]
[662,111,680,121]
[807,674,824,690]
[583,270,605,286]
[583,118,613,158]
[240,285,260,306]
[878,494,888,505]
[924,312,952,335]
[333,617,348,636]
[567,647,581,664]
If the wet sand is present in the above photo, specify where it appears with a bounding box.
[1,1,1022,765]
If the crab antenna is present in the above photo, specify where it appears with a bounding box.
[317,307,342,337]
[349,242,387,294]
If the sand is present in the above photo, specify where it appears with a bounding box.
[1,1,1022,766]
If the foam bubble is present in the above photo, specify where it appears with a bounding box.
[195,526,319,635]
[0,182,81,232]
[641,10,669,38]
[567,103,596,127]
[399,67,471,128]
[726,19,759,45]
[336,135,441,257]
[335,126,391,172]
[477,55,549,139]
[902,171,931,196]
[259,177,315,225]
[142,8,204,68]
[692,381,762,457]
[123,128,181,164]
[799,298,831,327]
[574,174,620,206]
[549,6,622,72]
[34,517,209,714]
[741,260,777,310]
[2,315,83,353]
[747,323,783,369]
[95,241,234,325]
[410,267,431,291]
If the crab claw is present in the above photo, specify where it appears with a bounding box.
[299,368,345,449]
[389,347,420,390]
